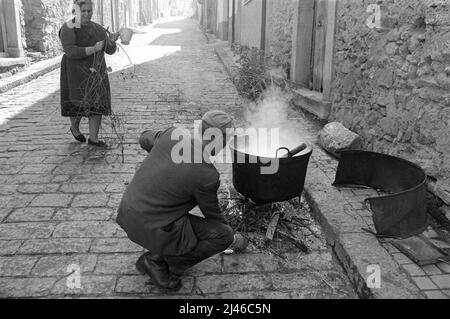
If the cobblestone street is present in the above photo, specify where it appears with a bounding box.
[0,18,357,299]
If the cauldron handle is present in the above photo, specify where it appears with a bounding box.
[276,147,290,158]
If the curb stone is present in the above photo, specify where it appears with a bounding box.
[0,56,62,94]
[304,166,424,299]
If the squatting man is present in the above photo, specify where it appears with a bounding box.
[117,111,248,292]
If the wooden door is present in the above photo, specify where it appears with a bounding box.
[311,0,328,92]
[228,0,235,44]
[291,0,335,95]
[0,0,7,55]
[290,0,315,88]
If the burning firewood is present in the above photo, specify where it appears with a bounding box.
[265,212,280,241]
[223,190,318,256]
[276,229,309,253]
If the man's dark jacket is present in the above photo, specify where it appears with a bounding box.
[116,127,226,256]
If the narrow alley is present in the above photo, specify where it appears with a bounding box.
[0,18,357,299]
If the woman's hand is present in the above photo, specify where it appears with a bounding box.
[108,32,120,42]
[94,40,104,52]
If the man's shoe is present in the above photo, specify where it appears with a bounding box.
[70,127,86,143]
[169,266,187,276]
[136,253,182,292]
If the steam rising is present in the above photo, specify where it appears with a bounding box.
[239,87,306,158]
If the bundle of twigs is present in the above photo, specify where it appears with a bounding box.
[76,28,136,163]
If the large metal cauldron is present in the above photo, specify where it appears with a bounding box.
[230,140,313,204]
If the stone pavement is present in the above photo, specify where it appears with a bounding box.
[0,18,357,299]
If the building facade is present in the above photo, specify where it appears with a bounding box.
[202,0,450,208]
[0,0,153,59]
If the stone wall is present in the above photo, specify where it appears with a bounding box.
[330,0,450,204]
[21,0,73,57]
[19,0,27,50]
[265,0,296,77]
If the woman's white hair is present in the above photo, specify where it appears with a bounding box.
[74,0,94,5]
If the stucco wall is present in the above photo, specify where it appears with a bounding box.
[265,0,296,76]
[330,0,450,204]
[21,0,73,57]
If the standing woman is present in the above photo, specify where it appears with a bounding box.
[60,0,119,147]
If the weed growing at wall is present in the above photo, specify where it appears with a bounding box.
[232,43,268,100]
[231,43,293,101]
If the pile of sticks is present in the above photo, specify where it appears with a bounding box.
[224,198,313,254]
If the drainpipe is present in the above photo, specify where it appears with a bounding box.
[2,0,24,57]
[111,0,115,31]
[0,0,8,54]
[260,0,266,52]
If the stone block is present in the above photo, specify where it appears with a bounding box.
[411,276,438,290]
[0,240,23,255]
[51,275,117,296]
[59,183,106,193]
[376,69,394,88]
[94,253,142,275]
[270,272,323,290]
[0,256,39,276]
[0,278,56,298]
[290,287,357,299]
[52,208,114,221]
[392,253,414,265]
[107,194,122,208]
[71,194,109,208]
[422,264,442,276]
[0,222,55,240]
[281,252,335,271]
[424,290,449,299]
[318,122,362,158]
[402,264,426,276]
[0,194,35,208]
[435,180,450,205]
[20,164,56,174]
[184,256,222,275]
[196,274,272,294]
[52,221,123,238]
[16,184,60,194]
[0,208,12,222]
[220,290,291,299]
[114,275,153,294]
[90,238,144,253]
[222,254,280,273]
[436,261,450,273]
[430,274,450,289]
[115,275,194,295]
[6,207,54,222]
[31,254,97,277]
[30,194,73,207]
[18,238,91,254]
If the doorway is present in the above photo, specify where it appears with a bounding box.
[0,0,8,56]
[291,0,336,98]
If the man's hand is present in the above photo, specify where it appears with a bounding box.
[223,233,249,255]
